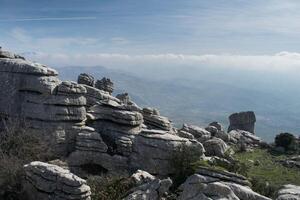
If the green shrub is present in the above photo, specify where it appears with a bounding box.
[87,175,134,200]
[250,177,279,198]
[275,132,298,152]
[170,144,202,189]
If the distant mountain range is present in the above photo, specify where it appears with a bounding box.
[56,66,300,142]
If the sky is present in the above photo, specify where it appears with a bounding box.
[1,0,300,72]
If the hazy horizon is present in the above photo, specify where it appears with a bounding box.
[1,0,300,139]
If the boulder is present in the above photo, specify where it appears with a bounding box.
[276,184,300,200]
[142,107,172,131]
[77,73,95,87]
[228,111,256,134]
[23,161,91,200]
[228,130,262,149]
[178,167,271,200]
[203,138,229,157]
[130,130,204,175]
[180,124,211,143]
[209,121,223,131]
[123,170,172,200]
[95,77,114,94]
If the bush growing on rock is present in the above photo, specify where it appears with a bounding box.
[275,132,298,153]
[170,144,203,189]
[0,119,54,200]
[87,175,134,200]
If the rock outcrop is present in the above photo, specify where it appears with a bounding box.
[23,161,91,200]
[203,138,229,157]
[228,111,256,134]
[276,184,300,200]
[178,167,271,200]
[95,77,114,94]
[77,73,95,87]
[228,130,262,150]
[0,53,87,155]
[179,124,211,142]
[142,107,172,131]
[123,170,172,200]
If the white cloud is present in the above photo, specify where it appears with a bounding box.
[9,28,99,52]
[22,51,300,73]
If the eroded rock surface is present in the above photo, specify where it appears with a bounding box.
[95,77,114,94]
[123,170,172,200]
[228,111,256,134]
[178,167,270,200]
[23,161,91,200]
[276,184,300,200]
[77,73,95,87]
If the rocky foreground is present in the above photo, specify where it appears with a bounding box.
[0,49,298,200]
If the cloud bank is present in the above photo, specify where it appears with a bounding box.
[22,51,300,73]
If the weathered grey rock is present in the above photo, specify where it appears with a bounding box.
[123,171,172,200]
[205,125,218,135]
[203,138,229,157]
[0,49,25,59]
[23,161,91,200]
[130,130,204,175]
[228,130,262,149]
[276,184,300,200]
[82,85,120,107]
[178,167,271,200]
[89,104,143,126]
[0,51,88,156]
[209,121,223,131]
[228,111,256,134]
[77,73,95,87]
[116,93,142,112]
[130,170,156,185]
[142,107,172,131]
[277,156,300,169]
[75,128,108,152]
[180,124,211,143]
[95,77,114,94]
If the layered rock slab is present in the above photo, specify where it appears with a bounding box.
[178,167,271,200]
[23,161,91,200]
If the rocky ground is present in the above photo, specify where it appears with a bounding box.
[0,48,299,200]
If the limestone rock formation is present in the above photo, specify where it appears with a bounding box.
[203,138,229,157]
[276,184,300,200]
[180,124,211,142]
[116,93,142,112]
[228,130,262,149]
[123,170,172,200]
[95,77,114,94]
[82,84,120,107]
[23,161,91,200]
[142,107,172,131]
[0,53,87,155]
[130,129,205,175]
[77,73,95,87]
[228,111,256,134]
[209,121,223,131]
[178,167,271,200]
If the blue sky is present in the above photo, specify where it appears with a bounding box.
[1,0,300,70]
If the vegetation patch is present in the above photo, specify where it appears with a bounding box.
[234,148,300,198]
